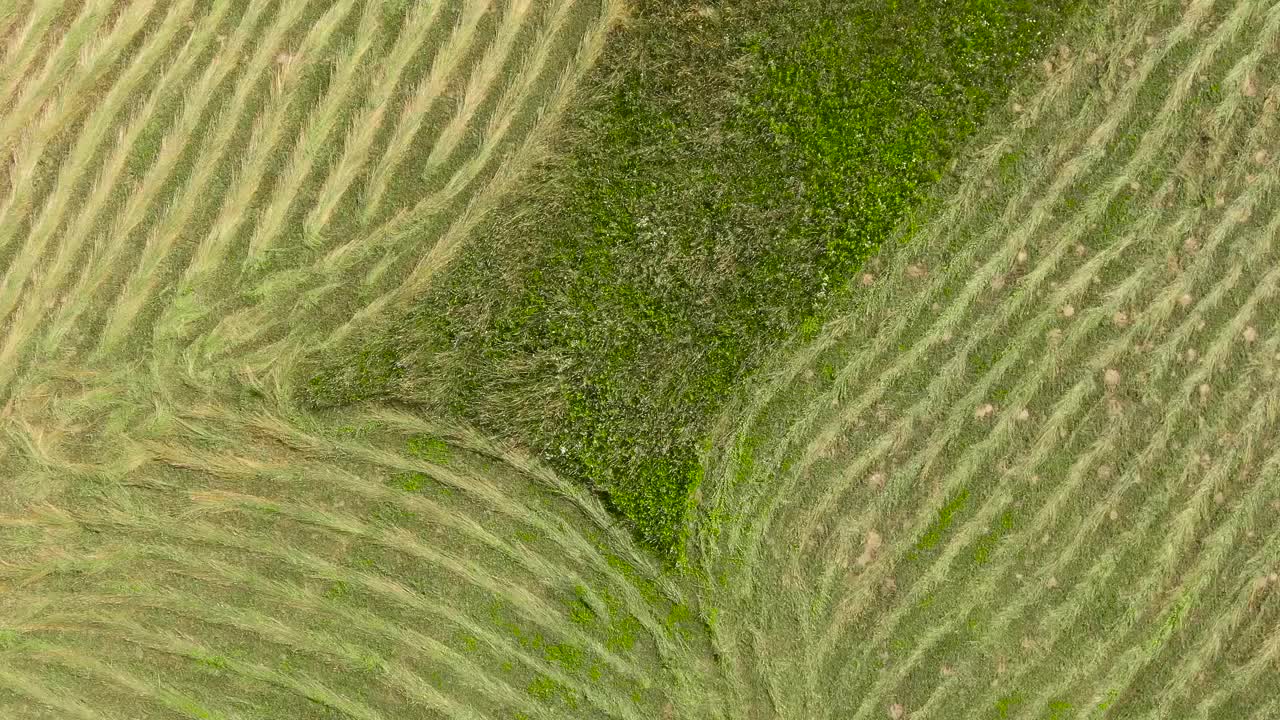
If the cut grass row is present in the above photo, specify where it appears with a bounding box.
[1,399,716,719]
[692,0,1280,715]
[1,3,665,716]
[0,0,616,406]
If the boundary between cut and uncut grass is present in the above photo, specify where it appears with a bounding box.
[300,0,1095,563]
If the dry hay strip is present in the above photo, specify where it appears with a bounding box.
[188,0,621,389]
[693,0,1280,716]
[0,0,613,391]
[0,1,710,718]
[0,0,238,391]
[0,399,718,719]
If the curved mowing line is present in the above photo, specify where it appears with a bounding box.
[303,0,620,375]
[220,0,608,370]
[39,0,265,357]
[728,0,1252,600]
[63,493,654,691]
[61,591,505,720]
[694,0,1180,565]
[134,534,656,720]
[26,642,254,720]
[711,0,1218,573]
[94,0,362,356]
[0,665,108,720]
[56,614,394,720]
[141,556,627,720]
[181,481,694,677]
[0,0,229,385]
[146,544,657,720]
[141,401,686,612]
[344,404,692,604]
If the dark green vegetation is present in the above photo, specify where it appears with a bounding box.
[303,0,1087,562]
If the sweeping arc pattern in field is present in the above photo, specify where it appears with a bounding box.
[690,0,1280,717]
[177,0,622,394]
[0,396,721,719]
[5,0,1280,718]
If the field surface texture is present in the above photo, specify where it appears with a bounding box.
[2,0,1280,719]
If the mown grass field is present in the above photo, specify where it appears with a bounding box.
[3,0,1280,719]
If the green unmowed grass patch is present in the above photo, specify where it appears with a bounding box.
[304,0,1087,563]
